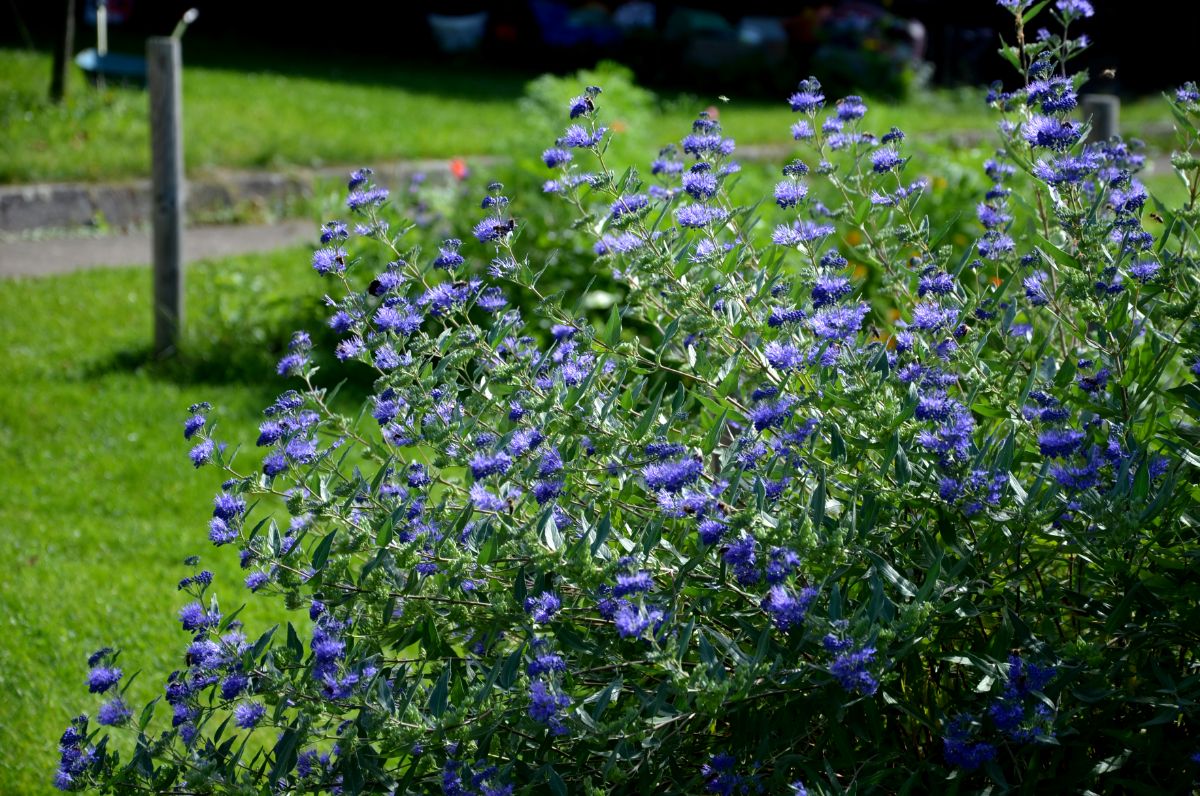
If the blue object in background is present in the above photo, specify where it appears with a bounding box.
[75,49,147,86]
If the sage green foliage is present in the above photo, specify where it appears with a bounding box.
[15,11,1200,794]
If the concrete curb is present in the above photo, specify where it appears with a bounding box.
[0,158,495,234]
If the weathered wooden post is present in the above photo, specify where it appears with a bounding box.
[49,0,76,102]
[1082,94,1119,143]
[147,35,184,357]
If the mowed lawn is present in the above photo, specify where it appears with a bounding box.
[3,45,1175,186]
[0,249,335,794]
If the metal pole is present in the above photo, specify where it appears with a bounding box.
[147,36,184,357]
[1082,94,1119,143]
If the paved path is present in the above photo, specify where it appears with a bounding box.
[0,220,312,278]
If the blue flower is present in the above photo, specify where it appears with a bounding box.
[676,204,728,229]
[918,271,955,296]
[263,451,287,477]
[870,146,903,173]
[761,585,817,630]
[188,438,214,468]
[433,239,464,270]
[1027,76,1078,114]
[542,148,572,168]
[682,170,718,201]
[748,395,795,431]
[1022,116,1081,150]
[221,672,249,700]
[978,232,1015,259]
[830,645,878,695]
[772,219,835,246]
[614,603,664,639]
[473,217,513,243]
[209,517,237,545]
[643,457,702,492]
[559,124,606,148]
[791,120,814,140]
[87,666,122,694]
[613,571,653,597]
[346,186,389,211]
[910,301,959,332]
[723,534,759,584]
[1055,0,1093,18]
[178,601,218,632]
[768,306,806,327]
[524,592,561,624]
[533,479,563,504]
[788,78,825,112]
[469,451,512,480]
[527,653,567,677]
[568,92,596,118]
[810,303,869,340]
[97,697,131,726]
[774,180,807,208]
[1038,428,1085,458]
[183,414,205,439]
[765,341,804,372]
[609,194,649,220]
[527,680,571,734]
[836,95,868,121]
[319,220,347,243]
[811,274,852,307]
[943,715,997,770]
[233,701,266,730]
[312,246,347,275]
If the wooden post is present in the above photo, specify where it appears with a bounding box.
[1082,94,1119,143]
[147,37,184,357]
[49,0,75,102]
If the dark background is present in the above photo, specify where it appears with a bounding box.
[4,1,1191,97]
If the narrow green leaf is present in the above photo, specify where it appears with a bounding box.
[428,666,451,718]
[311,529,337,571]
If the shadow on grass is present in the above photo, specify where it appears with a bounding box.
[83,321,379,413]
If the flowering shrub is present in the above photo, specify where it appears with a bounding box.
[55,2,1200,793]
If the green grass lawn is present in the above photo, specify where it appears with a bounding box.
[2,46,1179,186]
[0,248,333,794]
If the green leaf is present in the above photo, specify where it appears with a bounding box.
[865,551,917,598]
[633,384,664,440]
[604,304,622,346]
[702,410,728,456]
[1021,0,1052,24]
[590,512,612,556]
[1033,232,1082,271]
[428,666,451,718]
[591,677,622,721]
[717,357,742,399]
[248,625,277,663]
[341,750,364,796]
[513,566,528,607]
[540,507,563,551]
[997,36,1022,72]
[138,696,159,731]
[809,469,826,532]
[546,766,568,796]
[311,529,337,571]
[478,531,498,566]
[286,622,303,660]
[269,726,301,783]
[894,443,910,485]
